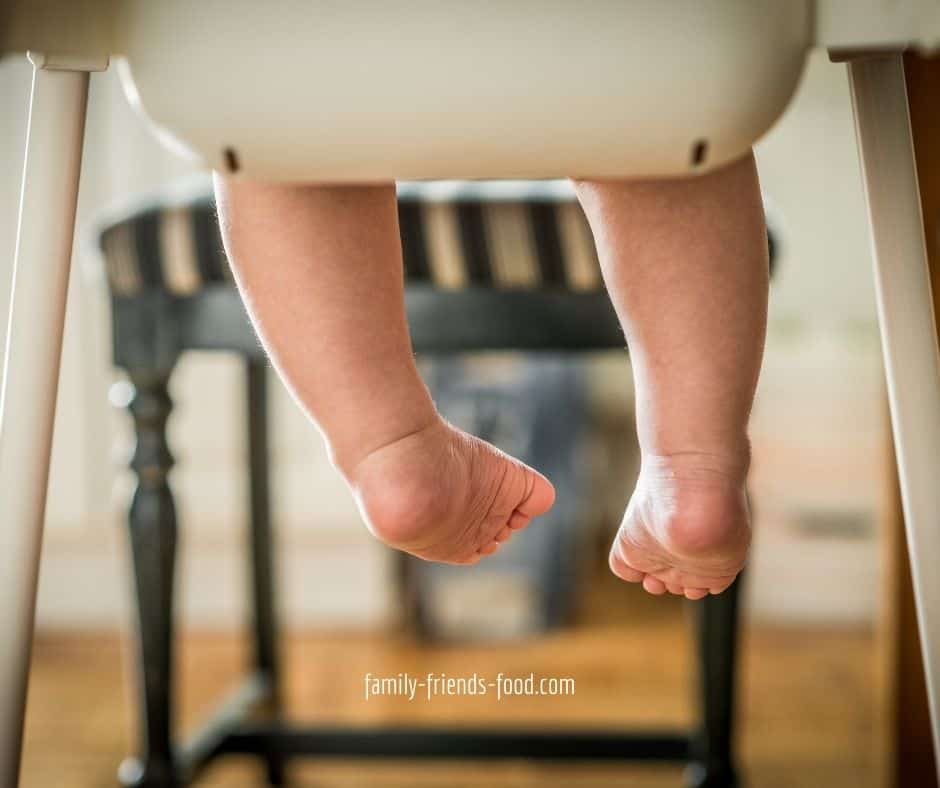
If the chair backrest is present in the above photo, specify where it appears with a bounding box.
[96,179,603,299]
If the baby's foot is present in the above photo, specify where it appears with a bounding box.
[609,451,751,599]
[348,418,556,564]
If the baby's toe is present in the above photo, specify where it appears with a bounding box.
[508,510,530,530]
[709,581,736,595]
[665,582,684,596]
[669,569,739,594]
[642,576,667,595]
[515,466,556,520]
[609,551,645,583]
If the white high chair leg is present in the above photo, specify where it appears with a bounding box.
[0,62,89,786]
[848,54,940,776]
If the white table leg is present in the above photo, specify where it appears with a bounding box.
[0,62,89,787]
[848,53,940,776]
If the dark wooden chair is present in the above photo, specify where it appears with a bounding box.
[96,178,774,788]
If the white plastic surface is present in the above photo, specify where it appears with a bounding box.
[849,54,940,777]
[817,0,940,51]
[0,64,89,787]
[114,0,812,181]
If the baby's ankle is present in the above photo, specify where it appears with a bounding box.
[640,439,751,486]
[330,409,442,483]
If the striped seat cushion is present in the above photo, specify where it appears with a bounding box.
[96,179,602,298]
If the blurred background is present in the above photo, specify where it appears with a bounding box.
[0,48,928,787]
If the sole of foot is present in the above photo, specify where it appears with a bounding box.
[609,452,751,599]
[349,418,556,564]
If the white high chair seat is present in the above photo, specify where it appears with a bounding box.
[116,1,809,181]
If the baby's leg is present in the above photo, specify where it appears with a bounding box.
[574,153,768,598]
[215,178,554,563]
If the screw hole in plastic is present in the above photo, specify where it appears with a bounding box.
[223,147,240,173]
[691,139,708,168]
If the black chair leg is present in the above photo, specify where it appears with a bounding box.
[246,361,285,786]
[119,368,180,788]
[686,576,742,788]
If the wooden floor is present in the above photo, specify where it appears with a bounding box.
[20,568,880,788]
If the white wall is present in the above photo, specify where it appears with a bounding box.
[0,49,886,630]
[749,51,884,623]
